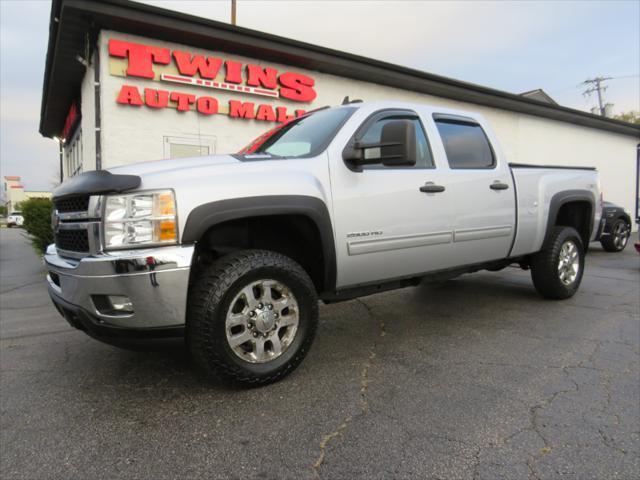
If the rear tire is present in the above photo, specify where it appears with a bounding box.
[187,249,318,386]
[600,219,630,252]
[531,226,585,300]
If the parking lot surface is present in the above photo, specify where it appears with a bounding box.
[1,227,638,479]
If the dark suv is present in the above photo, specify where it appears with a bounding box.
[596,202,632,252]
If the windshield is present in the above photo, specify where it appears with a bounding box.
[239,107,356,158]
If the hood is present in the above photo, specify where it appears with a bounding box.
[108,154,240,177]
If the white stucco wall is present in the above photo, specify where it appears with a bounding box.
[90,30,638,226]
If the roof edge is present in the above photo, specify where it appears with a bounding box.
[40,0,640,139]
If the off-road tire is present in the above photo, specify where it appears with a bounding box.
[187,249,318,386]
[531,226,585,300]
[600,219,630,252]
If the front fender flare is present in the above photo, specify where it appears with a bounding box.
[181,195,336,291]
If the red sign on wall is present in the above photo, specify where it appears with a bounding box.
[61,101,81,140]
[108,39,317,123]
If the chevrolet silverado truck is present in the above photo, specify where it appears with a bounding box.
[46,101,602,385]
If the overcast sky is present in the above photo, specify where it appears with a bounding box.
[1,0,638,192]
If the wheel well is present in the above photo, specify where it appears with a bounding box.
[191,215,326,292]
[554,201,592,247]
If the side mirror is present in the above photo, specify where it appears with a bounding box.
[343,119,417,167]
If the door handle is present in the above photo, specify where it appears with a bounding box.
[420,183,446,193]
[490,182,509,190]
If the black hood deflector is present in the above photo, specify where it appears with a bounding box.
[53,170,141,200]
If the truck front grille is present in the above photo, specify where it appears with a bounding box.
[55,196,90,213]
[55,229,90,253]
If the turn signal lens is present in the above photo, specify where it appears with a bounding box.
[157,220,177,242]
[157,193,176,216]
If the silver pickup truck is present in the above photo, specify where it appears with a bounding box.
[46,101,602,385]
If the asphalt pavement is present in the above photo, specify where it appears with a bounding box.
[1,227,638,479]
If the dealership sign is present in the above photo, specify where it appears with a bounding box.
[109,39,316,122]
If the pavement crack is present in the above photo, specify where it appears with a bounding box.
[311,298,385,478]
[311,415,352,477]
[0,279,43,295]
[526,365,580,479]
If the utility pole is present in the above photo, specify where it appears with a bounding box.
[582,76,612,116]
[231,0,236,25]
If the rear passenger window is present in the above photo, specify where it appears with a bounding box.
[360,116,434,169]
[435,120,495,169]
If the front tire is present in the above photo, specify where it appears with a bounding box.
[187,250,318,386]
[531,226,585,299]
[600,219,630,252]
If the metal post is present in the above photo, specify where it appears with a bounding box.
[58,139,64,183]
[231,0,236,25]
[582,77,612,116]
[595,78,604,116]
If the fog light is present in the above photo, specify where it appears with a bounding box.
[108,295,134,313]
[92,294,134,316]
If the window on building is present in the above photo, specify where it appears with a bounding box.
[163,135,216,159]
[64,129,83,177]
[434,119,494,169]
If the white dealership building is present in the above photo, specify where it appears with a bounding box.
[40,0,639,225]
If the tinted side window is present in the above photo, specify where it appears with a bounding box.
[435,120,494,169]
[360,116,434,169]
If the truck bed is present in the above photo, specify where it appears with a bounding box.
[509,164,600,257]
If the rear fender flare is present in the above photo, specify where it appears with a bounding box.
[544,189,596,247]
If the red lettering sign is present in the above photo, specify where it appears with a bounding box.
[109,39,170,79]
[115,85,306,124]
[173,51,223,79]
[116,85,144,106]
[145,88,169,108]
[108,39,317,103]
[61,101,81,140]
[170,92,196,111]
[196,96,219,115]
[229,100,256,119]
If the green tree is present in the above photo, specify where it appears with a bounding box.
[0,205,7,216]
[613,111,640,125]
[20,197,53,254]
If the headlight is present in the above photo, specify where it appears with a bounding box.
[103,190,178,249]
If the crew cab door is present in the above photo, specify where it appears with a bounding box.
[329,109,456,288]
[432,114,516,265]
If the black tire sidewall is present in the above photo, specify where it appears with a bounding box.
[600,219,629,252]
[532,227,585,299]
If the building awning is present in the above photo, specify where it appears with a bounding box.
[40,0,640,138]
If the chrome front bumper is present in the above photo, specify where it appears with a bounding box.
[45,244,195,332]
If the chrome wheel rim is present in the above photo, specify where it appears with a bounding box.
[613,222,629,249]
[557,240,580,285]
[225,279,299,364]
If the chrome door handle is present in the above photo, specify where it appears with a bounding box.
[420,183,446,193]
[490,182,509,190]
